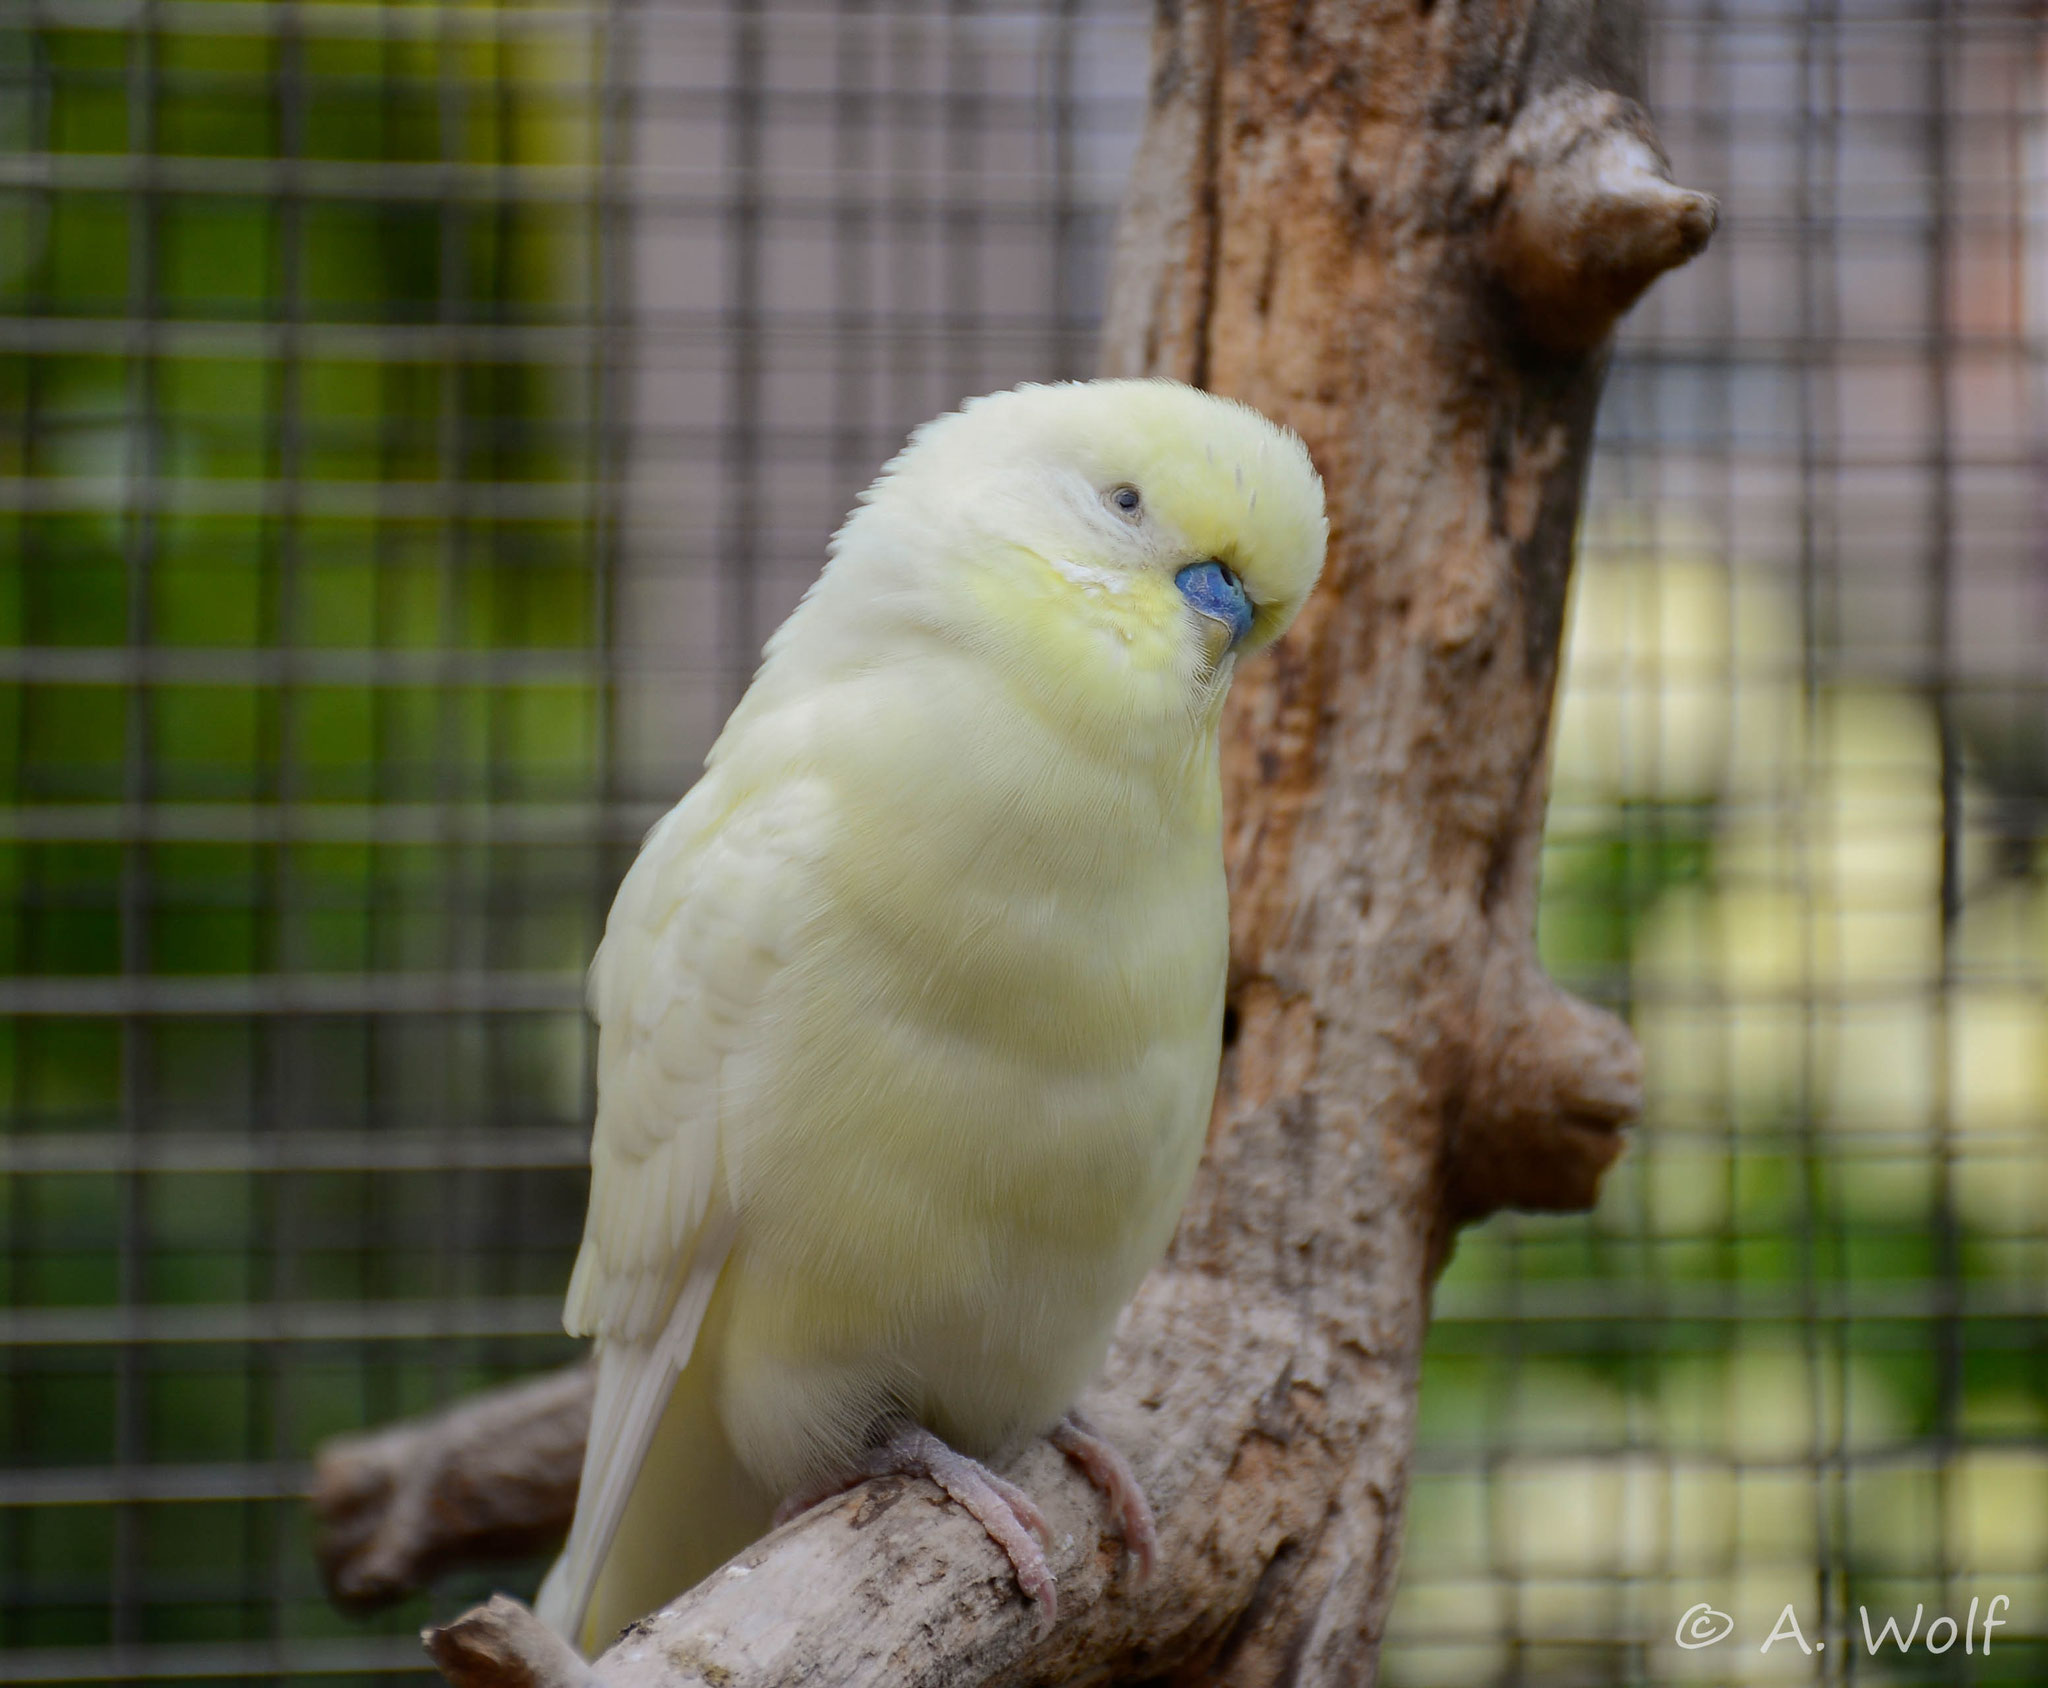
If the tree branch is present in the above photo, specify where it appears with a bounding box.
[1478,82,1718,353]
[312,0,1712,1679]
[313,1362,593,1611]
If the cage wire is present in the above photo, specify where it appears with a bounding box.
[1391,3,2048,1685]
[0,1,2043,1685]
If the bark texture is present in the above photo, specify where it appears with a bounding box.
[312,0,1712,1680]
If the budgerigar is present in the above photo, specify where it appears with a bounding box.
[533,379,1327,1652]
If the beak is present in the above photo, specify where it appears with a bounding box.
[1192,615,1236,674]
[1174,560,1255,651]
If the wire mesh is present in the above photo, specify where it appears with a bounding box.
[2,1,627,1676]
[0,0,1142,1680]
[1385,4,2048,1684]
[0,1,2042,1686]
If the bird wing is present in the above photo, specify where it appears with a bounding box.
[534,772,832,1644]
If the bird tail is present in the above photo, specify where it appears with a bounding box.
[534,1218,763,1652]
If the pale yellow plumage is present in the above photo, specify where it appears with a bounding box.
[535,379,1326,1650]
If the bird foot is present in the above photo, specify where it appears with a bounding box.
[1050,1411,1157,1582]
[774,1424,1059,1632]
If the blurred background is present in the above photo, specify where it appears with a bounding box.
[0,1,2042,1684]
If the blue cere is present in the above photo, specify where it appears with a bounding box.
[1175,560,1254,648]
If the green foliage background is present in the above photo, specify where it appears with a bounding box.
[2,6,600,1673]
[1385,536,2048,1685]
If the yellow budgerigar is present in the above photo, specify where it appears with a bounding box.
[534,379,1327,1651]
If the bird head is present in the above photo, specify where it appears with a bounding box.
[819,380,1328,733]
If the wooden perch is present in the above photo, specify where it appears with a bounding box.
[315,1363,593,1611]
[312,0,1711,1681]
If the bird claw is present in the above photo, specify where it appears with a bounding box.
[1051,1411,1157,1583]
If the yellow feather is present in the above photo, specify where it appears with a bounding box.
[537,380,1326,1648]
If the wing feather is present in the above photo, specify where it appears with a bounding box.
[535,773,832,1643]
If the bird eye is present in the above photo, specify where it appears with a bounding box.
[1109,485,1142,520]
